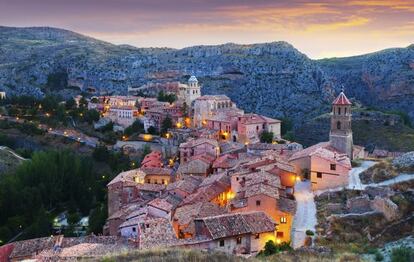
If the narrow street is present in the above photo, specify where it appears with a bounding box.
[291,180,317,249]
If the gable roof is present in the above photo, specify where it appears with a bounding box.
[196,211,275,239]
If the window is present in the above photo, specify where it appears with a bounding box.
[219,240,225,247]
[317,172,322,178]
[255,233,260,239]
[236,237,242,245]
[162,179,165,184]
[337,121,341,130]
[345,108,347,115]
[338,107,341,115]
[280,217,287,224]
[277,232,284,238]
[330,164,336,171]
[132,227,136,232]
[256,200,261,206]
[146,179,151,183]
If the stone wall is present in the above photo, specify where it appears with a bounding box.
[346,195,371,213]
[370,196,400,221]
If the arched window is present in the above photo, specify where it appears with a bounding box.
[345,108,347,115]
[337,121,341,130]
[338,108,341,115]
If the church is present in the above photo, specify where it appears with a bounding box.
[289,90,365,191]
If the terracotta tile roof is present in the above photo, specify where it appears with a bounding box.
[9,237,55,259]
[135,183,166,192]
[332,91,352,105]
[179,138,219,148]
[277,197,296,214]
[139,217,178,249]
[289,142,351,169]
[195,95,231,101]
[244,183,279,199]
[212,154,238,169]
[239,113,281,125]
[181,182,229,205]
[196,211,276,239]
[141,167,172,176]
[107,169,146,186]
[173,202,227,235]
[148,198,174,212]
[176,159,211,175]
[199,173,230,188]
[166,177,201,194]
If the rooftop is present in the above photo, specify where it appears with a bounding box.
[196,211,276,240]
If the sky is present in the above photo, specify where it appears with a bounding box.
[0,0,413,59]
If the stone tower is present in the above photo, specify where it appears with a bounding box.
[183,75,201,106]
[330,90,353,159]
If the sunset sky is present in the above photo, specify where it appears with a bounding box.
[1,0,413,58]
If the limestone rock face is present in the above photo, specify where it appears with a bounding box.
[1,26,413,132]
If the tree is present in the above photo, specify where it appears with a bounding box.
[79,96,88,109]
[65,98,76,110]
[41,95,60,113]
[124,120,144,136]
[181,102,189,117]
[88,204,107,234]
[161,116,173,134]
[84,109,100,124]
[280,117,293,136]
[260,131,274,143]
[391,247,413,262]
[142,144,151,158]
[147,126,158,135]
[157,91,176,104]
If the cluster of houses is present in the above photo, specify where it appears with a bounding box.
[102,78,365,255]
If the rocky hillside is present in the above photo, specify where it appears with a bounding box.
[1,26,413,149]
[318,46,414,121]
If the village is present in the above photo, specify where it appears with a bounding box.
[0,76,413,261]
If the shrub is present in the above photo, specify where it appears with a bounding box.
[375,252,384,261]
[391,247,413,262]
[263,240,277,256]
[306,230,315,236]
[260,131,273,143]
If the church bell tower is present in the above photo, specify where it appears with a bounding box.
[330,90,353,159]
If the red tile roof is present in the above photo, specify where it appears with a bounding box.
[332,91,352,105]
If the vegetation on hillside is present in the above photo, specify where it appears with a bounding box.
[0,147,131,245]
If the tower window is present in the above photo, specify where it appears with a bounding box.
[345,108,347,114]
[338,108,341,115]
[337,121,341,130]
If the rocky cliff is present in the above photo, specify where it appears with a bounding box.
[1,26,413,150]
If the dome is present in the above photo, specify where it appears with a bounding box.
[188,75,198,83]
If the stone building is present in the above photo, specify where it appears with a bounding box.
[192,95,235,128]
[329,91,354,159]
[178,75,201,106]
[193,212,276,255]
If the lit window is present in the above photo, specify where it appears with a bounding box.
[280,217,287,224]
[277,232,284,238]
